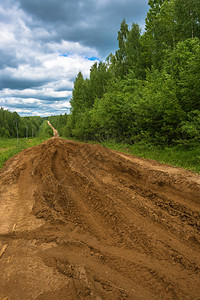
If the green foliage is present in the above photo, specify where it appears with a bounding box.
[133,69,184,144]
[0,108,43,138]
[65,0,200,150]
[37,121,53,138]
[174,0,200,40]
[48,114,68,136]
[178,110,200,146]
[126,23,144,78]
[90,73,140,142]
[145,0,200,68]
[71,110,93,140]
[115,18,129,77]
[164,38,200,112]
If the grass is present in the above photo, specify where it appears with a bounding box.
[100,140,200,174]
[0,137,49,169]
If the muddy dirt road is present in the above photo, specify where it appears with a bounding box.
[0,138,200,299]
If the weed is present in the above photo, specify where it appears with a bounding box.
[0,137,49,169]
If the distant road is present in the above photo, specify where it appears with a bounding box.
[47,120,59,137]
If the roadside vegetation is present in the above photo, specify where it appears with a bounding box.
[0,108,44,138]
[38,120,53,138]
[100,141,200,174]
[64,0,200,149]
[0,137,49,169]
[0,120,53,169]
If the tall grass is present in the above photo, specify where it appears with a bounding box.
[100,140,200,174]
[0,137,48,169]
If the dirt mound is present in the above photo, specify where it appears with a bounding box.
[0,138,200,299]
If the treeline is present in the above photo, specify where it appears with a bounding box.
[0,107,68,139]
[47,114,68,136]
[0,108,44,138]
[64,0,200,146]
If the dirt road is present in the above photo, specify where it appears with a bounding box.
[0,138,200,299]
[47,121,59,137]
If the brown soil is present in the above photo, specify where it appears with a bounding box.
[0,137,200,300]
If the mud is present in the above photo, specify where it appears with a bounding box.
[0,137,200,299]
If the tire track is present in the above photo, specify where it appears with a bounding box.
[0,138,200,299]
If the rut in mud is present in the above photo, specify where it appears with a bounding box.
[0,137,200,299]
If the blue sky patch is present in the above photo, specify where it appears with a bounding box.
[86,56,100,61]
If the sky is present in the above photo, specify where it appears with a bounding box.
[0,0,149,117]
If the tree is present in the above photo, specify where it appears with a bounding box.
[126,23,142,78]
[174,0,200,40]
[70,72,86,112]
[164,38,200,112]
[66,3,200,147]
[134,69,184,144]
[89,62,110,101]
[115,18,129,77]
[145,0,177,68]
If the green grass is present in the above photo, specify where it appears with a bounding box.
[100,140,200,174]
[0,137,49,169]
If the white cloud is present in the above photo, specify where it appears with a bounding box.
[48,39,98,57]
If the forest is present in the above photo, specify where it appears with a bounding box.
[61,0,200,147]
[0,108,44,138]
[1,0,200,149]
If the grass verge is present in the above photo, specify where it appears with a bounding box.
[100,140,200,174]
[0,137,49,169]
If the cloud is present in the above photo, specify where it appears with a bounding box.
[18,0,148,55]
[0,0,149,116]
